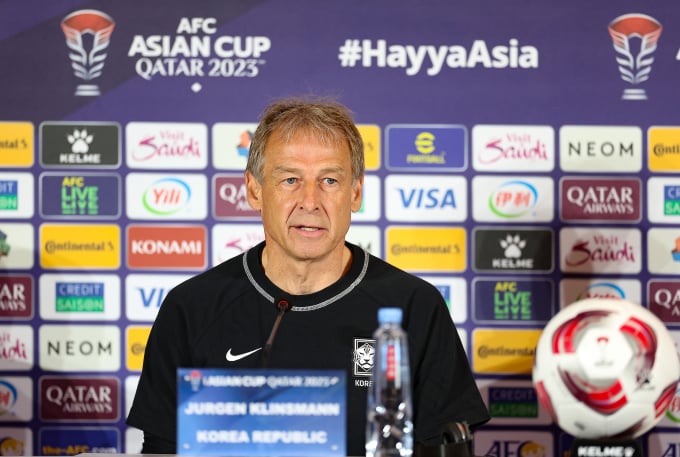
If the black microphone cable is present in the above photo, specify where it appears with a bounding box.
[261,297,292,368]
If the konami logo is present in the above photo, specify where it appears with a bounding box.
[126,225,206,270]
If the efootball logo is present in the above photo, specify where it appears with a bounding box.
[608,13,662,101]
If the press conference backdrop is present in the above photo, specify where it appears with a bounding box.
[1,0,680,455]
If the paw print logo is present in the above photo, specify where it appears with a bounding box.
[500,234,526,258]
[67,129,94,154]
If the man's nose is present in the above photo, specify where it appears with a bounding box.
[298,181,320,210]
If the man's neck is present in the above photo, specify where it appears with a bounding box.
[261,245,352,295]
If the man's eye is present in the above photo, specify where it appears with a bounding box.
[285,178,297,184]
[324,178,337,185]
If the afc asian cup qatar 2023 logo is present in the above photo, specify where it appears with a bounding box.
[608,13,662,101]
[61,10,116,96]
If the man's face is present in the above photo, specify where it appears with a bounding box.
[245,130,363,263]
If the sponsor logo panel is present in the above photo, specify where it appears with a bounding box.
[385,174,466,222]
[40,122,120,168]
[0,376,33,421]
[39,274,121,321]
[560,177,641,222]
[0,223,35,270]
[124,376,140,418]
[647,228,680,275]
[560,278,641,308]
[39,376,119,421]
[40,173,121,219]
[656,383,680,427]
[648,432,680,457]
[125,122,208,169]
[474,430,553,457]
[472,176,553,222]
[126,173,208,220]
[472,328,541,374]
[39,325,120,372]
[385,125,467,171]
[0,275,33,319]
[127,225,206,270]
[39,426,120,454]
[351,175,381,222]
[648,177,680,223]
[40,224,120,270]
[385,226,466,273]
[472,278,554,324]
[559,125,642,172]
[560,227,641,274]
[0,122,34,167]
[213,174,259,219]
[212,122,258,170]
[473,227,553,273]
[346,225,382,258]
[419,276,467,324]
[0,325,34,371]
[648,280,680,325]
[471,125,554,172]
[358,125,381,171]
[476,379,551,425]
[211,224,264,266]
[0,172,34,218]
[0,427,32,455]
[125,274,191,322]
[126,326,151,372]
[648,126,680,172]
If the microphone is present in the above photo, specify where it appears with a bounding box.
[261,297,292,368]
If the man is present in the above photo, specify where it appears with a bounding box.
[126,97,489,454]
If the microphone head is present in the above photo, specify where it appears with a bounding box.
[275,298,291,312]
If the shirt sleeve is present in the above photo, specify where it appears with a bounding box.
[407,287,490,444]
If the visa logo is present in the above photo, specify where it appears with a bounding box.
[398,188,456,209]
[137,287,169,308]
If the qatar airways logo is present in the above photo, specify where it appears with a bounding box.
[40,377,119,421]
[560,228,641,274]
[648,280,680,324]
[472,176,553,222]
[472,125,554,172]
[126,122,208,169]
[560,178,641,222]
[608,14,662,100]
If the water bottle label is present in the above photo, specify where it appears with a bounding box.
[386,345,396,381]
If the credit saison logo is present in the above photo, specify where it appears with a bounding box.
[128,17,271,83]
[127,224,206,270]
[487,386,538,419]
[55,282,104,313]
[386,125,466,171]
[560,177,640,222]
[0,173,33,218]
[648,280,680,325]
[0,179,17,210]
[40,274,120,321]
[0,275,32,319]
[337,38,539,76]
[560,227,641,274]
[126,122,208,169]
[39,174,121,218]
[40,377,119,421]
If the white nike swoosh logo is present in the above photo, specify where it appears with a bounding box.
[226,347,262,362]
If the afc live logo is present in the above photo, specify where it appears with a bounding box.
[126,225,206,270]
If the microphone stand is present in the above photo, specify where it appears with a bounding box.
[261,298,291,368]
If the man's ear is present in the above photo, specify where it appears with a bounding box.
[245,171,263,211]
[350,175,364,213]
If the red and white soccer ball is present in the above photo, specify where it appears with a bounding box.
[532,298,680,439]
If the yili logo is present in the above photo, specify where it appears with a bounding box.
[143,177,191,216]
[489,180,538,218]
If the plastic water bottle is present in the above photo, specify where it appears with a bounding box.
[366,308,413,457]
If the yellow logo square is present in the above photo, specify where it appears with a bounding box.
[0,122,34,167]
[385,226,466,272]
[358,124,381,171]
[472,328,542,374]
[40,224,121,269]
[648,126,680,172]
[127,325,151,371]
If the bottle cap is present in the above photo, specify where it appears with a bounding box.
[378,307,403,324]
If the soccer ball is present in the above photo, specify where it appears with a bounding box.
[532,298,680,439]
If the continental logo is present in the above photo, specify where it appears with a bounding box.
[357,125,381,171]
[39,224,120,269]
[385,226,465,272]
[126,325,151,371]
[0,122,34,167]
[385,125,466,171]
[472,328,541,374]
[126,224,206,270]
[649,127,680,172]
